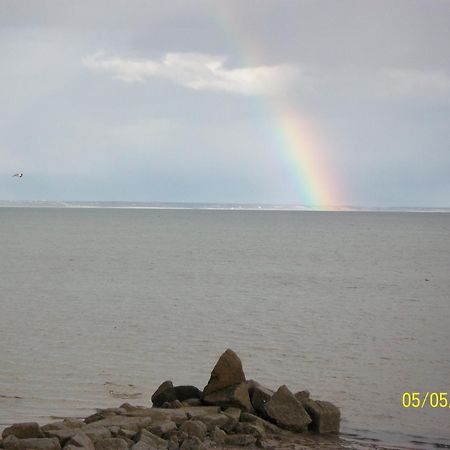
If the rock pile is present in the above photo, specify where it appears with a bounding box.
[0,349,340,450]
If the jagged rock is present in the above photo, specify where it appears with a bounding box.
[134,429,167,449]
[119,404,154,417]
[83,427,112,443]
[179,421,207,441]
[42,419,83,432]
[223,407,241,422]
[239,413,287,435]
[43,427,80,445]
[224,434,256,446]
[131,442,157,450]
[303,399,340,433]
[195,413,230,432]
[2,422,44,439]
[180,407,220,419]
[117,428,137,440]
[248,381,273,416]
[236,422,265,438]
[148,420,177,436]
[67,431,95,449]
[211,426,226,445]
[2,435,61,450]
[168,437,180,450]
[64,418,85,429]
[94,437,129,450]
[203,349,245,396]
[85,410,118,424]
[294,390,310,403]
[203,382,253,412]
[179,436,206,450]
[152,385,202,408]
[263,385,311,432]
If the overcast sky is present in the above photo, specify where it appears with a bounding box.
[1,0,449,207]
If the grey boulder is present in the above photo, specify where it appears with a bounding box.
[263,385,311,432]
[303,399,341,433]
[2,422,44,439]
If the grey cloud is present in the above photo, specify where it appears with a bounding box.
[83,52,299,95]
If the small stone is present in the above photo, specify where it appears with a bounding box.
[94,437,129,450]
[67,431,95,449]
[148,420,177,436]
[131,442,156,450]
[239,412,289,435]
[168,438,180,450]
[179,421,207,441]
[180,436,206,450]
[117,428,137,440]
[85,416,152,432]
[236,422,265,438]
[83,427,112,443]
[225,433,256,446]
[43,427,79,445]
[196,413,229,432]
[62,418,84,429]
[134,429,167,449]
[223,407,241,422]
[2,422,44,439]
[85,409,120,424]
[211,426,227,445]
[203,349,246,396]
[294,390,310,403]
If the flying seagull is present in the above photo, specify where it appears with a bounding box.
[12,173,23,178]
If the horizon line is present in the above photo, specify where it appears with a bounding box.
[0,200,449,213]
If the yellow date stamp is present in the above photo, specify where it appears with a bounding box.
[402,392,449,408]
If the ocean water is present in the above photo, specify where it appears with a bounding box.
[0,208,449,448]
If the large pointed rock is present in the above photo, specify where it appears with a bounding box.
[203,349,245,396]
[263,385,311,432]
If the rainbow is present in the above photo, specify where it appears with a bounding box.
[263,101,343,208]
[214,7,345,209]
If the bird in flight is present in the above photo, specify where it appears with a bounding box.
[12,173,23,178]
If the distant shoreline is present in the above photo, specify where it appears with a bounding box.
[0,201,449,213]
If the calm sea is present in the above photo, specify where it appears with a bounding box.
[1,208,449,448]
